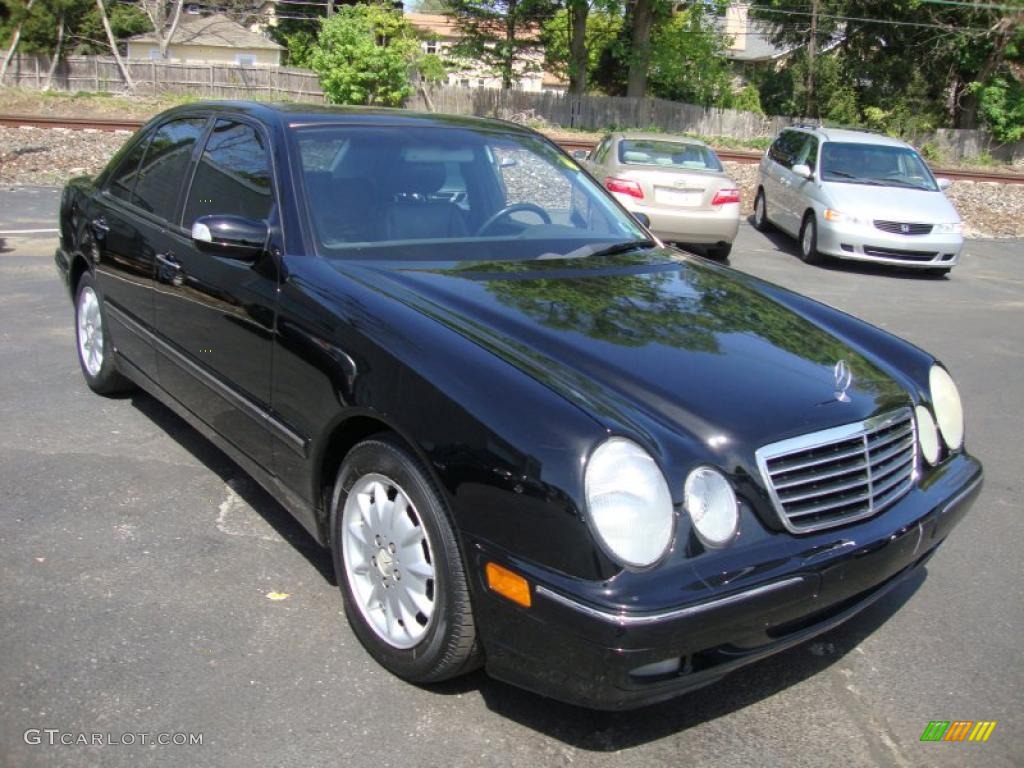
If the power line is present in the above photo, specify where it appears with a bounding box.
[752,7,995,33]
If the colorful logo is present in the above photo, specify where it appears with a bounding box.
[920,721,997,742]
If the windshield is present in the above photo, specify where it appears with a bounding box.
[820,142,938,191]
[618,139,723,172]
[293,125,647,260]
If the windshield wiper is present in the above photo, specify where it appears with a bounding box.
[585,239,656,259]
[825,170,884,185]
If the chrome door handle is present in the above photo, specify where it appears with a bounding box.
[155,252,180,269]
[90,217,109,236]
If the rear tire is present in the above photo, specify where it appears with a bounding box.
[330,437,481,683]
[706,243,732,260]
[753,189,771,232]
[74,272,133,395]
[799,213,822,265]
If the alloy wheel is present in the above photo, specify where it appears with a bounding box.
[341,473,437,649]
[77,286,104,377]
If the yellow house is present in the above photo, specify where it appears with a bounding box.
[126,13,282,67]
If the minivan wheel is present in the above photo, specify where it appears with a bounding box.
[331,437,481,683]
[753,189,771,232]
[74,272,132,395]
[799,214,822,264]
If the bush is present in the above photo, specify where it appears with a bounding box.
[973,75,1024,144]
[310,5,419,107]
[728,84,764,115]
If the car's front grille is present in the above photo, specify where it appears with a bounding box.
[862,246,938,261]
[874,220,933,235]
[755,409,917,533]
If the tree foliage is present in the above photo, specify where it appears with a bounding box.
[446,0,557,90]
[647,5,732,107]
[749,0,1024,134]
[309,4,419,107]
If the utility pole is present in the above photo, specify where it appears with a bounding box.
[327,0,334,16]
[806,0,819,118]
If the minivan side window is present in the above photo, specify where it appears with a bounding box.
[769,131,806,169]
[132,118,207,221]
[183,119,273,226]
[107,134,152,203]
[798,136,819,169]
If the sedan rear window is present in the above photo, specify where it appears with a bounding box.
[618,140,723,172]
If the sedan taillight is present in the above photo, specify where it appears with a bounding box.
[711,188,741,206]
[605,177,644,199]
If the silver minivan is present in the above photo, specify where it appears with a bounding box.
[754,126,963,275]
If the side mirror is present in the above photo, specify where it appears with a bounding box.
[937,177,952,191]
[632,211,651,228]
[191,215,267,257]
[571,149,589,161]
[791,163,813,180]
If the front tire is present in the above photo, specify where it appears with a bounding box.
[753,189,771,232]
[799,213,822,265]
[331,437,480,683]
[74,272,132,395]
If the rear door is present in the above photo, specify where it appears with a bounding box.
[763,130,805,234]
[153,117,280,468]
[90,116,207,381]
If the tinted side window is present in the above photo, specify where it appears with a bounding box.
[798,136,819,168]
[769,131,805,168]
[183,119,273,226]
[107,134,151,203]
[132,118,206,221]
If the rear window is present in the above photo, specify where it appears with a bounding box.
[618,140,722,172]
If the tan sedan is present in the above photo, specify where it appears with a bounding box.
[581,133,740,259]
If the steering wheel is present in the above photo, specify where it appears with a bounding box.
[476,203,551,236]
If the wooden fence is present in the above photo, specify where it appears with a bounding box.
[0,53,325,102]
[3,54,1020,162]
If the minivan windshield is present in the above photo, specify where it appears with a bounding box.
[820,142,938,191]
[293,125,648,260]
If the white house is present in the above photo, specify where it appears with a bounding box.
[126,13,283,67]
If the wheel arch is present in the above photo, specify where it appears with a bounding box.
[69,253,91,296]
[314,411,446,543]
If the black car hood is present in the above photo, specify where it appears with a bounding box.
[345,249,910,452]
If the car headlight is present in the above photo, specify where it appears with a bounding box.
[934,222,963,235]
[915,405,940,465]
[929,365,964,451]
[684,466,739,547]
[823,209,867,225]
[584,438,674,568]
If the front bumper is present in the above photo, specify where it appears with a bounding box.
[615,195,741,245]
[816,220,963,268]
[471,454,981,710]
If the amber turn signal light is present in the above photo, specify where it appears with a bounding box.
[485,562,532,608]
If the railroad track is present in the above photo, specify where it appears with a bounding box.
[4,113,1022,186]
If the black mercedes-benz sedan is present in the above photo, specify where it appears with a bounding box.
[56,102,982,710]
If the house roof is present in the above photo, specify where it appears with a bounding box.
[405,11,541,42]
[128,13,283,50]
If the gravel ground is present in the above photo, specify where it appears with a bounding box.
[2,125,1021,238]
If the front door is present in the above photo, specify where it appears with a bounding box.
[153,118,279,468]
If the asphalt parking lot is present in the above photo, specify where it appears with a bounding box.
[1,186,1021,768]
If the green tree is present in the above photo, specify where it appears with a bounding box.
[541,5,621,92]
[647,4,733,106]
[309,4,419,107]
[447,0,557,90]
[973,73,1024,143]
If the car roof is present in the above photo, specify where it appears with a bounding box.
[783,125,910,148]
[613,132,709,147]
[152,100,540,136]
